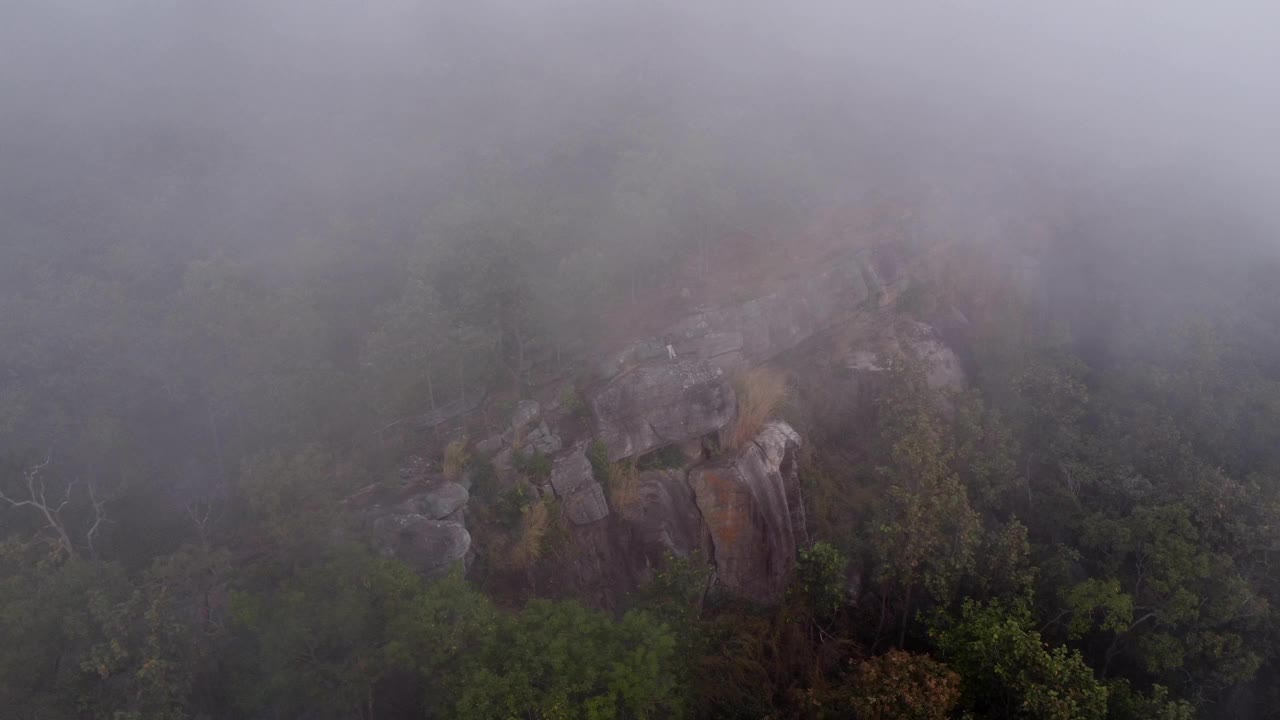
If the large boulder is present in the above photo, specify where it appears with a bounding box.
[550,443,610,526]
[690,422,806,603]
[371,514,470,577]
[354,462,473,579]
[397,481,468,520]
[550,443,595,496]
[590,359,737,462]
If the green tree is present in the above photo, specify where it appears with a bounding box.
[228,545,425,719]
[0,541,131,719]
[452,600,683,720]
[934,600,1108,720]
[796,542,848,622]
[867,355,980,645]
[847,650,961,720]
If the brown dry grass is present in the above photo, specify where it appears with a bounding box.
[607,461,644,520]
[442,439,470,481]
[727,367,789,449]
[508,498,551,570]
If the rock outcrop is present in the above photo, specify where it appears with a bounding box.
[843,319,964,391]
[354,460,472,579]
[689,422,806,603]
[371,515,471,578]
[367,240,974,609]
[589,358,736,462]
[628,468,713,562]
[550,443,610,525]
[600,253,872,378]
[664,258,869,371]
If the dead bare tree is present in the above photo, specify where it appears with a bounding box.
[0,451,108,561]
[185,493,225,549]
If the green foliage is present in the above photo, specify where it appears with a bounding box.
[1060,578,1133,639]
[229,545,426,718]
[635,551,712,631]
[934,600,1108,720]
[1070,501,1265,692]
[512,449,553,481]
[561,386,589,418]
[492,482,537,529]
[587,439,612,484]
[795,542,847,621]
[451,601,684,720]
[1105,680,1195,720]
[973,519,1036,603]
[636,443,687,471]
[867,354,981,639]
[0,544,131,717]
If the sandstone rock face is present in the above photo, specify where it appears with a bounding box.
[590,359,737,462]
[833,319,965,394]
[662,257,873,372]
[628,468,712,561]
[564,482,610,525]
[898,320,965,391]
[690,422,806,603]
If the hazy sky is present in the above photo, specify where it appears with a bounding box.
[4,1,1279,260]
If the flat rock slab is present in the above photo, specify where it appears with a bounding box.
[397,481,469,520]
[564,481,610,525]
[550,443,595,497]
[590,359,736,462]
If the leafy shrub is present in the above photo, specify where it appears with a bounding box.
[512,449,552,480]
[795,542,848,620]
[466,455,496,496]
[560,386,588,418]
[637,443,687,471]
[492,483,535,529]
[587,439,611,483]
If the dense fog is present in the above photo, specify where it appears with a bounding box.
[6,1,1279,268]
[6,3,1280,718]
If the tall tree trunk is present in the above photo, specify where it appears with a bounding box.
[899,582,914,647]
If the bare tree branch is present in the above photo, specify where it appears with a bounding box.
[0,449,81,560]
[86,481,107,560]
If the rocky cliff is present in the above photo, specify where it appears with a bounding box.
[355,241,966,608]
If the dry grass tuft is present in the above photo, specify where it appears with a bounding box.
[508,498,551,570]
[442,439,470,482]
[607,461,644,520]
[727,367,789,449]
